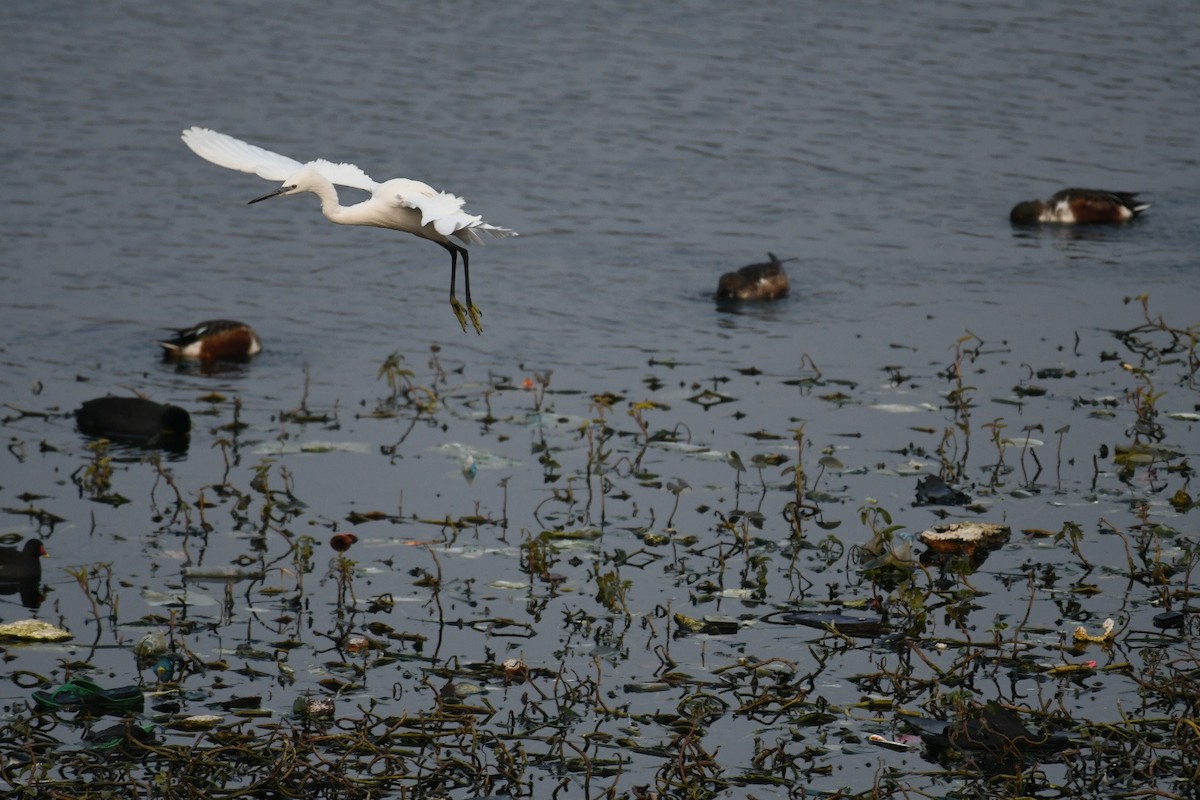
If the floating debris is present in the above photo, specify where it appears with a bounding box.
[0,619,71,642]
[254,440,372,455]
[84,720,158,752]
[919,522,1011,555]
[134,631,168,668]
[167,714,224,732]
[180,567,266,582]
[870,403,937,414]
[868,734,912,751]
[777,610,888,638]
[32,677,144,713]
[914,474,971,506]
[859,527,916,571]
[1073,617,1117,644]
[673,613,740,635]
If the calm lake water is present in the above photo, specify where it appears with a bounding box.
[2,1,1198,797]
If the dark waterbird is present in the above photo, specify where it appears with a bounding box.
[0,539,47,609]
[1009,188,1149,225]
[75,397,191,446]
[159,319,262,361]
[715,252,792,301]
[907,701,1073,757]
[0,539,46,581]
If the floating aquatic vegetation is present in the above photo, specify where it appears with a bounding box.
[4,300,1200,798]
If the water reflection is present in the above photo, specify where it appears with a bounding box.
[0,580,46,610]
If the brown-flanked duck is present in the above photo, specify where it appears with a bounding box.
[715,252,792,301]
[1010,188,1149,225]
[158,319,263,361]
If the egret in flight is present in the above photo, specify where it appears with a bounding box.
[181,127,516,333]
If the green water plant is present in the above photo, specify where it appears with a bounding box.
[71,438,114,498]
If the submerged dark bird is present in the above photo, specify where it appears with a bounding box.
[715,252,792,301]
[76,397,192,445]
[909,701,1072,756]
[1009,188,1149,225]
[159,319,262,361]
[0,539,46,582]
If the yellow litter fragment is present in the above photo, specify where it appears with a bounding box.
[1073,617,1116,644]
[0,619,72,642]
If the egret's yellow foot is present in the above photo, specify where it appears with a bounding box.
[451,297,484,334]
[467,303,483,335]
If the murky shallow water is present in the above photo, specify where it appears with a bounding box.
[2,1,1199,797]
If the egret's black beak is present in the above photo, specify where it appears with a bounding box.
[248,186,288,205]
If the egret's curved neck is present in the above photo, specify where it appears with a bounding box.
[310,179,348,224]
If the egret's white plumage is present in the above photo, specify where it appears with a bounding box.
[181,127,515,333]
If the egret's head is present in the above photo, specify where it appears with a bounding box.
[248,164,321,204]
[249,183,295,204]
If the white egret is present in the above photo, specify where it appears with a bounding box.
[181,127,516,334]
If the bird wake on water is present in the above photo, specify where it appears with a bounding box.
[181,127,516,334]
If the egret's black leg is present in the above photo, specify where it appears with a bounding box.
[439,241,481,334]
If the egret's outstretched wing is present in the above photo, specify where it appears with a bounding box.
[181,127,378,191]
[388,178,515,243]
[182,127,303,180]
[305,159,379,193]
[398,182,477,236]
